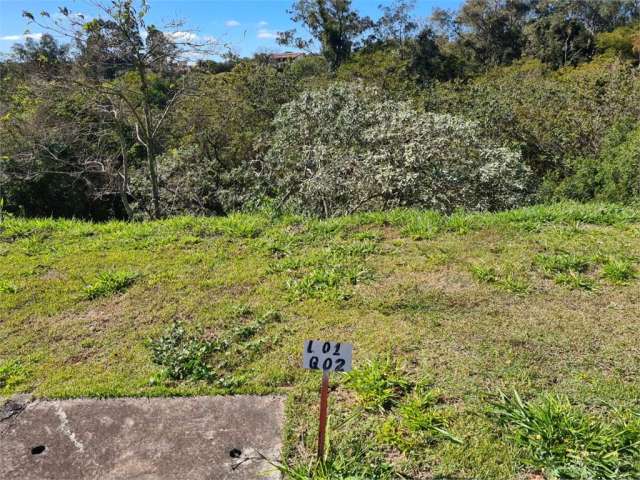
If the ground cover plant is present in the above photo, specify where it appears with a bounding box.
[1,202,640,478]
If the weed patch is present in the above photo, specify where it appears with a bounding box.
[554,271,596,290]
[470,265,529,294]
[0,359,28,392]
[470,265,498,283]
[149,310,283,386]
[0,279,17,294]
[534,253,591,275]
[378,390,461,450]
[345,359,414,412]
[488,390,640,480]
[84,271,138,299]
[287,265,369,301]
[150,322,222,382]
[602,259,637,284]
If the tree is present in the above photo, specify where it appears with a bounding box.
[433,0,534,68]
[372,0,419,46]
[23,0,219,218]
[409,27,462,82]
[525,15,595,67]
[278,0,373,69]
[11,34,70,79]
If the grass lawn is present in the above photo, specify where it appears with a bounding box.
[1,202,640,479]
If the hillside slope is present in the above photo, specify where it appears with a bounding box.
[1,203,640,479]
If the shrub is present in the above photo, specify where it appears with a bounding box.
[546,121,640,204]
[261,83,531,217]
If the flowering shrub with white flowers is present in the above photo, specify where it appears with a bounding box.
[261,83,531,216]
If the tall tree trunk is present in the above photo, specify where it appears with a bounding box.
[146,139,161,219]
[136,60,162,219]
[117,129,134,220]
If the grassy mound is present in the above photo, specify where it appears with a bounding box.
[1,202,639,479]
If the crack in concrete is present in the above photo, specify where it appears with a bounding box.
[54,403,84,452]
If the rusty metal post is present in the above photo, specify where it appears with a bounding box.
[317,370,330,461]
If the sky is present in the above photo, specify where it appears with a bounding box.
[0,0,461,57]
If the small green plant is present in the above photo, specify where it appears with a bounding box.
[470,264,498,283]
[554,271,596,290]
[534,253,591,274]
[488,390,640,480]
[378,389,462,449]
[346,359,412,412]
[275,445,395,480]
[470,265,529,294]
[149,311,282,384]
[84,271,138,299]
[498,275,530,294]
[0,279,18,294]
[287,264,369,300]
[602,259,637,284]
[216,213,265,238]
[149,322,221,382]
[0,359,28,392]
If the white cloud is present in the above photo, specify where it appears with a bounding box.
[225,20,241,27]
[258,21,268,27]
[165,31,198,43]
[0,33,43,41]
[257,29,278,40]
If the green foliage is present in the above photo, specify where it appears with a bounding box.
[84,271,138,299]
[0,359,28,392]
[433,58,640,187]
[336,46,415,95]
[536,252,597,290]
[525,14,595,69]
[149,322,220,382]
[489,390,640,480]
[346,359,412,412]
[276,442,395,480]
[378,388,462,449]
[602,258,637,284]
[547,120,640,204]
[498,275,530,294]
[264,82,530,217]
[0,279,18,294]
[287,264,369,301]
[534,253,591,274]
[470,265,498,283]
[470,265,530,294]
[554,271,596,291]
[149,311,283,385]
[281,0,373,69]
[597,23,640,61]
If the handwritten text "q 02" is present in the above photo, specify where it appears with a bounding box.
[303,340,353,372]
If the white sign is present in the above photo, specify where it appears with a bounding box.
[303,340,352,372]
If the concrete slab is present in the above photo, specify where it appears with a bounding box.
[0,395,285,480]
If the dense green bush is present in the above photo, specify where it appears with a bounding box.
[544,120,640,203]
[260,83,531,217]
[431,58,640,182]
